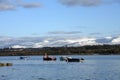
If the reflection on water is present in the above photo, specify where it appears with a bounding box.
[0,55,120,80]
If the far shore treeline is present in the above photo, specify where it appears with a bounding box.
[0,45,120,56]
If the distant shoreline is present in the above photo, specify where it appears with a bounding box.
[0,54,120,57]
[0,45,120,56]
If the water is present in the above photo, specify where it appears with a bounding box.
[0,55,120,80]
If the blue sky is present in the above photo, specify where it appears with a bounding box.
[0,0,120,38]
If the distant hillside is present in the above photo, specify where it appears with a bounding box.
[0,36,120,48]
[0,45,120,56]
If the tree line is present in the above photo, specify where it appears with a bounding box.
[0,44,120,56]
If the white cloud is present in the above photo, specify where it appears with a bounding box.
[0,0,41,11]
[48,31,81,35]
[58,0,120,7]
[22,3,41,8]
[59,0,102,7]
[90,32,101,35]
[0,36,12,41]
[0,4,15,10]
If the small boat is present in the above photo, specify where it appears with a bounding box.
[66,58,80,62]
[65,57,85,62]
[20,56,29,60]
[43,53,56,61]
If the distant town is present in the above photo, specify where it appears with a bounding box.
[0,44,120,56]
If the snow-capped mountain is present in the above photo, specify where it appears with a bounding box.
[0,36,120,48]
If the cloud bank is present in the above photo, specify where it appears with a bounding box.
[0,0,41,11]
[58,0,120,7]
[48,31,81,35]
[22,3,41,8]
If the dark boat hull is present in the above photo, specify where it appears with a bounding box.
[66,58,80,62]
[43,57,56,61]
[20,56,28,60]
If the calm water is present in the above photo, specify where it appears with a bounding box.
[0,55,120,80]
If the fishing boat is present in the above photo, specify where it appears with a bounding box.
[43,53,56,61]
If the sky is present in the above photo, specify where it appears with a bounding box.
[0,0,120,48]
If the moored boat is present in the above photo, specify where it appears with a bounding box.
[65,57,85,62]
[43,53,56,61]
[20,56,29,60]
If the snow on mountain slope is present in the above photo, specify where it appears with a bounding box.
[112,36,120,44]
[0,36,120,48]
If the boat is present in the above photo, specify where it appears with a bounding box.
[43,53,56,61]
[20,56,29,60]
[65,57,85,62]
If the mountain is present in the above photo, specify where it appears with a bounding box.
[0,36,120,48]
